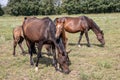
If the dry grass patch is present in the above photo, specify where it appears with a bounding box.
[0,13,120,80]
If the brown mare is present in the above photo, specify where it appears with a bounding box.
[22,17,70,74]
[54,16,105,47]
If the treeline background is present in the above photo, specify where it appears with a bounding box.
[0,0,120,16]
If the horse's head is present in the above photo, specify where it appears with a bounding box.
[97,30,105,46]
[54,18,65,39]
[57,51,70,74]
[56,38,70,74]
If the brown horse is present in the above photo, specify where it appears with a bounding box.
[54,16,105,47]
[13,25,39,56]
[22,17,70,74]
[13,25,25,56]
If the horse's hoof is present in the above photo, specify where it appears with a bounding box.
[40,55,42,58]
[87,45,91,47]
[30,62,34,66]
[35,67,38,72]
[13,55,16,57]
[22,52,26,56]
[78,45,81,47]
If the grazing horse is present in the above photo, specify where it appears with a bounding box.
[54,16,105,47]
[22,17,70,74]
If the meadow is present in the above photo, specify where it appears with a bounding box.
[0,13,120,80]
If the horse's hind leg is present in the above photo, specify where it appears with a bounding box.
[85,30,90,47]
[13,40,17,56]
[18,37,25,55]
[35,42,43,72]
[78,31,84,47]
[31,43,37,54]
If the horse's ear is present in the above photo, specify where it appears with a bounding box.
[24,17,27,20]
[54,18,58,25]
[61,18,66,23]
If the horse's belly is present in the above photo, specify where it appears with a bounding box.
[65,26,81,33]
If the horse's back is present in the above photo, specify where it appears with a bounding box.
[63,16,88,32]
[13,25,23,39]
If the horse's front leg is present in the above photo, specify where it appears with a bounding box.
[78,31,84,47]
[35,42,43,72]
[85,30,90,47]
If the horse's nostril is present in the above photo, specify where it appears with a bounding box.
[102,42,105,45]
[64,70,70,74]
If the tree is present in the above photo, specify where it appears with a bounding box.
[0,5,4,16]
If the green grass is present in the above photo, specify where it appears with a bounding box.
[0,13,120,80]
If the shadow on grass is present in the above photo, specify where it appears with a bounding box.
[33,52,53,67]
[33,52,71,67]
[68,42,104,47]
[92,43,105,48]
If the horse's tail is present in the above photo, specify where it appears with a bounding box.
[21,17,27,38]
[13,28,15,40]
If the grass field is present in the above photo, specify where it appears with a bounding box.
[0,13,120,80]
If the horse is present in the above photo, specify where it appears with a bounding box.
[54,16,105,47]
[13,25,26,56]
[22,17,70,74]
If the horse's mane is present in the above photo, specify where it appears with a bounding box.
[84,16,102,32]
[91,19,101,32]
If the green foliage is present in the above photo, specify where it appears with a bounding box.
[4,0,120,16]
[6,0,56,16]
[0,5,4,16]
[63,0,120,14]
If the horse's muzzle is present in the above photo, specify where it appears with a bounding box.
[101,42,105,47]
[63,69,70,74]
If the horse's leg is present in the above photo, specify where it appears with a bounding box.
[51,44,58,71]
[32,43,37,54]
[26,40,34,65]
[18,37,25,55]
[85,30,90,47]
[35,42,43,72]
[13,40,17,56]
[78,31,84,47]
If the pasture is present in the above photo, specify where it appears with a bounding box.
[0,13,120,80]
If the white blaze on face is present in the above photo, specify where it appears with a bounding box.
[56,24,62,38]
[57,24,61,29]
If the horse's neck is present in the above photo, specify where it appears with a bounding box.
[91,24,100,36]
[61,29,66,41]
